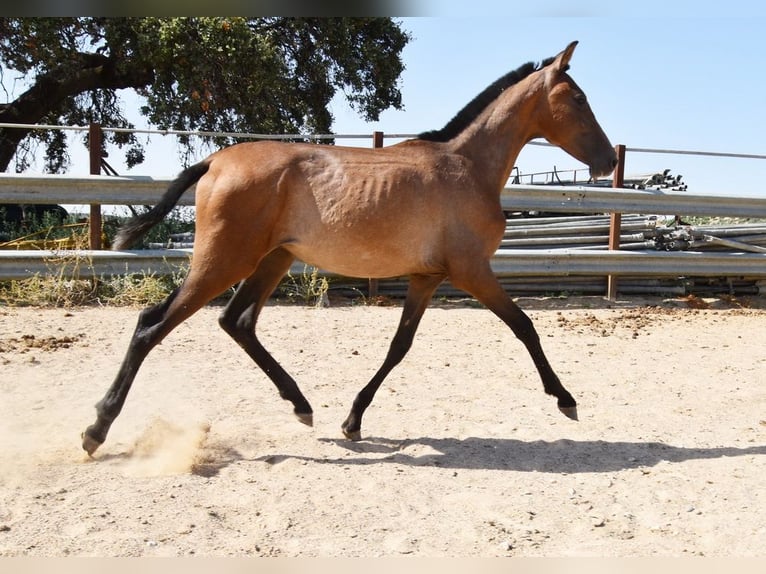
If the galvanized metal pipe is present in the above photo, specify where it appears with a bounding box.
[501,185,766,218]
[503,221,654,238]
[0,174,196,206]
[2,248,765,282]
[0,249,192,280]
[505,214,654,227]
[4,174,766,219]
[500,233,646,247]
[490,249,766,277]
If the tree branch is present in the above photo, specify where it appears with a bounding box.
[0,54,154,171]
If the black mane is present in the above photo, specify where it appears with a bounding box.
[417,55,559,142]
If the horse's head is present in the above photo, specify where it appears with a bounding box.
[537,41,617,179]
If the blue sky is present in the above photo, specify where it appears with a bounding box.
[54,10,765,196]
[333,14,766,196]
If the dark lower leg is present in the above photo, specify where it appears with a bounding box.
[225,318,314,420]
[218,250,313,421]
[342,274,443,440]
[83,290,181,454]
[452,268,577,418]
[83,266,231,455]
[509,310,577,414]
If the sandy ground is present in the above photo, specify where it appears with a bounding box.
[1,294,765,557]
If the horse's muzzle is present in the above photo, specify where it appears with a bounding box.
[590,155,618,180]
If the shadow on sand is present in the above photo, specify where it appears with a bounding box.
[258,436,766,474]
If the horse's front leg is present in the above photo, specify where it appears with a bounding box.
[342,274,444,440]
[451,264,578,420]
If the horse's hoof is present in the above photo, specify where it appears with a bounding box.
[559,405,579,421]
[342,428,362,442]
[81,431,103,457]
[295,412,313,427]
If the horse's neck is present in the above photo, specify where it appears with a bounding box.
[450,84,541,193]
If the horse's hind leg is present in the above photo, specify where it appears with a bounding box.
[218,248,313,425]
[82,269,238,455]
[451,264,578,420]
[342,273,444,441]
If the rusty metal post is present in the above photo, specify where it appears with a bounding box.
[607,144,626,300]
[367,131,384,299]
[88,123,103,250]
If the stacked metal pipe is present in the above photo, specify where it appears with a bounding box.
[344,214,766,298]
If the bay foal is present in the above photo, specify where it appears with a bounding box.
[83,41,616,455]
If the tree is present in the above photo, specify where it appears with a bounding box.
[0,17,410,173]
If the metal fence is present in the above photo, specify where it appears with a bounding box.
[2,124,766,297]
[3,174,766,294]
[4,172,766,217]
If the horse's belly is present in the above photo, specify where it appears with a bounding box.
[285,237,433,279]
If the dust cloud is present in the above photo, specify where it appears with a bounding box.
[117,418,212,477]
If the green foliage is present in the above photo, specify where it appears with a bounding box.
[0,206,193,307]
[0,206,79,246]
[0,205,193,249]
[0,17,410,173]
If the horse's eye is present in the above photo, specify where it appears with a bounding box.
[574,93,587,105]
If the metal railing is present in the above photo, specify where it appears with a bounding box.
[3,174,766,218]
[3,246,766,283]
[3,177,766,285]
[2,124,766,297]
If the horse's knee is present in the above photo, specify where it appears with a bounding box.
[218,307,255,343]
[137,288,179,327]
[218,310,234,334]
[509,314,538,343]
[218,308,243,337]
[129,288,186,352]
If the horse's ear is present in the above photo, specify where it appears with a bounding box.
[551,40,578,74]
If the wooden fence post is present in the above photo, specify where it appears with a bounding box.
[367,131,384,299]
[88,123,103,250]
[607,144,626,300]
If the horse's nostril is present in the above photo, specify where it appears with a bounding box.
[611,157,618,168]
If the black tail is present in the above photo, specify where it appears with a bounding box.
[112,161,211,250]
